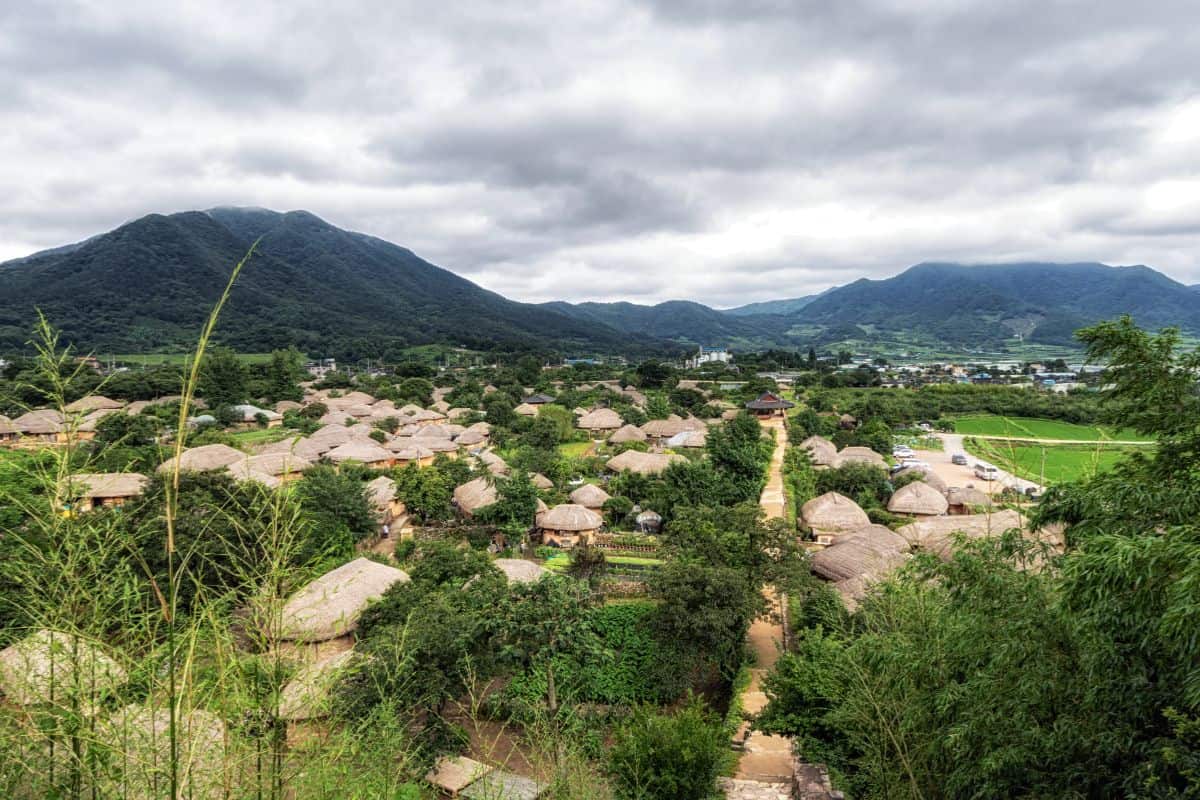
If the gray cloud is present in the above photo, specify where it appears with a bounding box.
[1,0,1199,304]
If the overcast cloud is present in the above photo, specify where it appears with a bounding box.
[2,0,1199,306]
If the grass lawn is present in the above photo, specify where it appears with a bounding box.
[953,414,1147,442]
[558,441,593,458]
[966,438,1142,484]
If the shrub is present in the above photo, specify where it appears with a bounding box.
[608,696,726,800]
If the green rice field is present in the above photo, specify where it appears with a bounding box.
[953,414,1148,442]
[543,553,662,573]
[966,438,1143,484]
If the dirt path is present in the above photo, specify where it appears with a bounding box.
[733,418,793,783]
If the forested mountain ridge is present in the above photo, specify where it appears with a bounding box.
[0,208,675,359]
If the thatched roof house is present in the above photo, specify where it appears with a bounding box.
[14,408,66,436]
[69,472,149,510]
[230,404,283,427]
[274,400,303,413]
[641,416,688,440]
[514,402,539,417]
[896,510,1025,552]
[577,408,623,432]
[0,629,127,705]
[256,435,328,462]
[811,536,909,583]
[894,467,949,495]
[477,450,510,476]
[605,450,686,476]
[827,524,911,553]
[388,443,436,467]
[493,558,550,584]
[569,483,611,510]
[239,452,312,478]
[0,414,17,442]
[666,429,707,448]
[801,492,871,538]
[64,395,125,413]
[609,424,647,444]
[539,503,602,547]
[454,476,498,517]
[102,704,227,800]
[324,441,395,468]
[467,421,492,435]
[279,558,410,642]
[157,443,245,474]
[531,472,554,489]
[946,486,993,513]
[366,475,404,522]
[455,429,487,447]
[835,446,888,469]
[745,391,795,417]
[887,481,949,516]
[799,436,838,467]
[278,649,358,721]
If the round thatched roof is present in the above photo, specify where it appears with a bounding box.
[569,483,611,509]
[946,486,992,509]
[240,451,312,476]
[531,472,554,489]
[157,443,245,474]
[539,503,603,531]
[896,509,1026,550]
[455,430,487,447]
[366,475,398,513]
[493,558,550,584]
[0,629,127,706]
[605,450,686,476]
[274,400,303,413]
[514,403,539,416]
[666,429,707,448]
[799,436,838,467]
[828,524,912,553]
[389,443,435,462]
[65,395,125,413]
[279,558,410,642]
[71,472,149,500]
[577,408,623,431]
[641,417,687,438]
[102,705,226,800]
[887,481,949,516]
[324,441,394,464]
[477,450,510,475]
[811,537,909,583]
[454,476,498,515]
[609,424,647,443]
[835,446,888,469]
[801,491,870,533]
[278,649,358,721]
[412,424,453,440]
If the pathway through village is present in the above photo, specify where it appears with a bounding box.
[732,417,793,783]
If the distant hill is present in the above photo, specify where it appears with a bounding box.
[722,291,829,317]
[796,262,1200,347]
[540,299,796,349]
[0,209,675,359]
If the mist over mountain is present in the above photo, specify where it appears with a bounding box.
[2,209,1196,359]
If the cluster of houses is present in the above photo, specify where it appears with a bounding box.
[796,434,1064,609]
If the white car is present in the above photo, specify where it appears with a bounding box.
[900,459,931,470]
[892,447,914,458]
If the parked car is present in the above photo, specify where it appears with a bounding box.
[893,446,914,458]
[901,459,932,470]
[951,453,968,466]
[974,462,1001,480]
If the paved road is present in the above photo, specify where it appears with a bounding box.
[914,432,1043,496]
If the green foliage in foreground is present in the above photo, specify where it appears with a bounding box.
[759,316,1200,799]
[608,696,728,800]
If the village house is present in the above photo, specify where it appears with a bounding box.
[744,391,795,419]
[66,472,149,512]
[537,503,602,547]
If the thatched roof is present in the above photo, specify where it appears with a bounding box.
[828,524,911,553]
[641,417,687,438]
[605,450,686,476]
[887,481,949,516]
[799,436,838,467]
[278,649,358,721]
[569,483,611,509]
[324,440,394,464]
[346,403,376,418]
[413,423,454,440]
[425,438,460,453]
[577,408,623,431]
[455,477,498,515]
[447,407,473,420]
[230,404,282,422]
[896,510,1026,550]
[455,430,487,447]
[0,415,17,435]
[279,558,410,642]
[609,424,647,443]
[811,537,909,583]
[328,391,376,408]
[539,503,602,531]
[274,400,303,413]
[946,486,993,509]
[0,629,127,705]
[897,465,950,496]
[467,421,492,434]
[431,400,451,413]
[388,443,436,462]
[835,446,888,469]
[71,472,148,500]
[493,558,550,584]
[514,402,539,416]
[256,436,328,461]
[531,472,554,489]
[228,468,281,490]
[665,429,707,448]
[157,443,245,473]
[14,408,65,434]
[240,452,312,476]
[64,395,125,413]
[801,492,870,533]
[102,704,227,799]
[366,476,398,513]
[477,450,510,475]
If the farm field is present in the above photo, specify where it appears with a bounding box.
[558,441,593,458]
[542,552,662,573]
[965,438,1142,484]
[953,414,1148,442]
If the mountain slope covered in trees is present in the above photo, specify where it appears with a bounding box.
[0,209,673,359]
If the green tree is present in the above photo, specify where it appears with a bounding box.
[608,696,727,800]
[294,465,378,558]
[198,346,248,406]
[264,347,305,403]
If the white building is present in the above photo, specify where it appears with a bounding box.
[686,346,731,369]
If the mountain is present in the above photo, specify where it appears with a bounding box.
[540,300,796,350]
[722,291,829,317]
[0,209,674,359]
[795,262,1200,347]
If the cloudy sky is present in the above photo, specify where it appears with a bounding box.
[2,1,1199,307]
